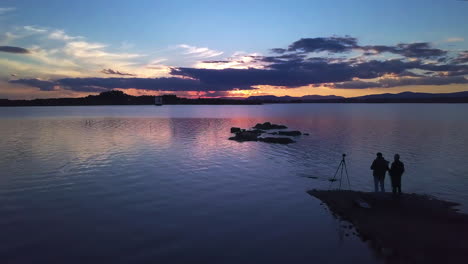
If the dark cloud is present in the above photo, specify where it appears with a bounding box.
[261,53,308,64]
[332,76,468,89]
[452,51,468,64]
[9,79,56,91]
[277,36,358,53]
[170,55,468,89]
[170,66,356,88]
[101,69,136,76]
[9,77,257,92]
[201,55,262,65]
[362,43,446,58]
[0,46,30,54]
[414,62,468,72]
[271,37,446,59]
[171,60,383,88]
[270,48,286,54]
[171,58,468,88]
[330,80,378,89]
[399,71,423,77]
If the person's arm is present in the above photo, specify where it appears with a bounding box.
[371,160,375,170]
[401,162,405,174]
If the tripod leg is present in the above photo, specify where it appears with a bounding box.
[343,161,351,189]
[329,161,342,190]
[339,161,344,190]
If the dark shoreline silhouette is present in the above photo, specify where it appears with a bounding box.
[246,91,468,104]
[308,190,468,264]
[2,90,468,107]
[0,91,260,107]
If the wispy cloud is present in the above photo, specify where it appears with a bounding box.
[0,25,155,79]
[23,26,48,33]
[49,30,83,41]
[63,40,142,66]
[2,20,222,81]
[101,68,136,76]
[195,51,265,69]
[0,32,20,45]
[445,37,464,43]
[176,44,223,58]
[0,7,15,15]
[1,26,46,45]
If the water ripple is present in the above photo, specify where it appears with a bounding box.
[1,104,468,263]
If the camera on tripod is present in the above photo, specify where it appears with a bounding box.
[329,153,351,190]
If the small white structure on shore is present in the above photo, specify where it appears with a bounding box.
[155,96,163,106]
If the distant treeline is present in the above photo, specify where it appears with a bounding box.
[0,91,260,106]
[1,90,468,106]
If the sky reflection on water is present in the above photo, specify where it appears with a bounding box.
[1,104,467,263]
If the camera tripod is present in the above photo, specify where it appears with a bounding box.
[329,154,351,190]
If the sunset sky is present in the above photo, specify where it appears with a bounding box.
[0,0,467,99]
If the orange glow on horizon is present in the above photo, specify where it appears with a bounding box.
[2,82,467,100]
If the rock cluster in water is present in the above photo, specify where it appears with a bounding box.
[229,122,307,144]
[253,122,287,130]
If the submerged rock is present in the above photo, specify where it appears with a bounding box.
[277,130,302,136]
[253,122,287,130]
[249,129,266,134]
[228,131,259,142]
[230,127,241,133]
[258,137,295,144]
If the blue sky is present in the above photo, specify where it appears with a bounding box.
[0,0,467,99]
[4,0,467,53]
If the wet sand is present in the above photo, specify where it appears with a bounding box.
[307,190,468,264]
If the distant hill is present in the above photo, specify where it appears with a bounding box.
[247,95,344,101]
[345,91,468,103]
[352,91,468,100]
[300,95,345,100]
[249,91,468,103]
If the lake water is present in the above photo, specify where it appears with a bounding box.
[1,104,467,263]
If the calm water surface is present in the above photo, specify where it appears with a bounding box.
[1,104,467,263]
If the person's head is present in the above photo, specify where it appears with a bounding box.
[394,154,400,161]
[376,152,383,158]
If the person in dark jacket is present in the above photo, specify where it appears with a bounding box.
[371,152,389,192]
[389,154,405,194]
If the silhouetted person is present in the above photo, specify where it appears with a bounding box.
[371,152,389,192]
[389,154,405,194]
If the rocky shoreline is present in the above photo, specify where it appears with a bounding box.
[308,190,468,263]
